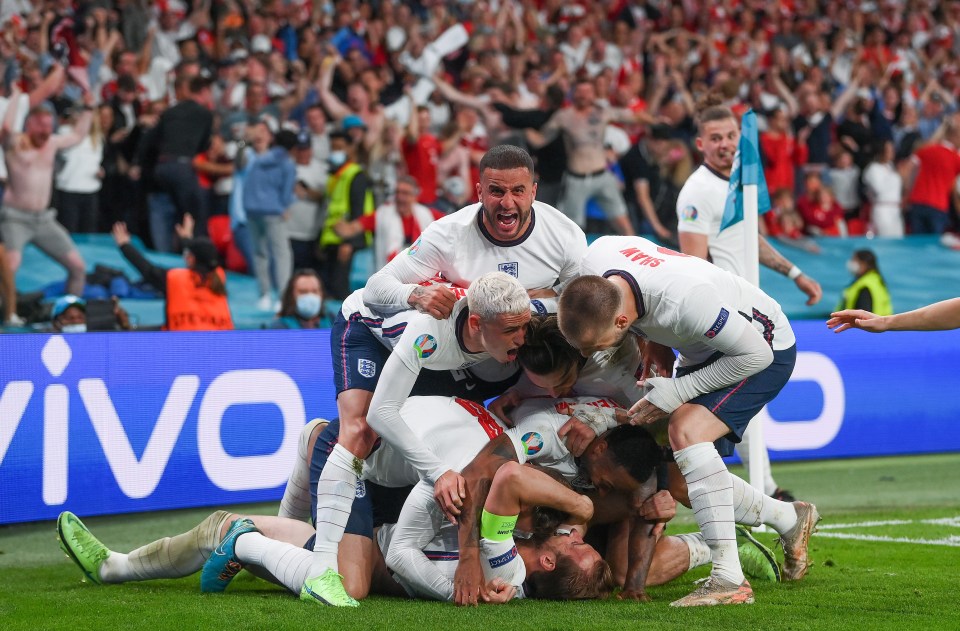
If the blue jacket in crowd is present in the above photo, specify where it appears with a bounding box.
[243,146,296,215]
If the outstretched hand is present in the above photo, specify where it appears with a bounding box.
[826,309,886,333]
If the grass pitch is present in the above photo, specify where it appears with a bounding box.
[2,453,958,631]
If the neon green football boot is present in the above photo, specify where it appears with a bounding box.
[300,568,359,607]
[57,511,109,585]
[737,525,782,583]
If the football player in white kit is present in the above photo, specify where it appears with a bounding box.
[675,98,823,502]
[558,236,821,606]
[55,396,612,604]
[362,144,587,319]
[305,272,530,606]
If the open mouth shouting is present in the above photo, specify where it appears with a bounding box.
[496,209,521,233]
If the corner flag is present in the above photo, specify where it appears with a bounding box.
[720,109,771,231]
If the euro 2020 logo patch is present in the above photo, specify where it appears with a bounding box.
[357,358,376,378]
[408,237,421,256]
[414,333,438,358]
[521,431,543,456]
[681,205,698,222]
[498,262,519,277]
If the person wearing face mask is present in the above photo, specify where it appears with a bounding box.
[47,294,132,333]
[271,269,330,329]
[112,222,233,331]
[317,129,374,300]
[51,295,89,334]
[838,249,892,316]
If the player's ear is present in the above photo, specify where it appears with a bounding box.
[539,552,556,572]
[695,135,704,153]
[468,313,482,332]
[615,314,629,331]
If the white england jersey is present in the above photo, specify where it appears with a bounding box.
[364,201,587,312]
[381,481,527,601]
[506,396,623,482]
[581,236,795,367]
[676,165,748,277]
[341,290,488,373]
[364,396,507,487]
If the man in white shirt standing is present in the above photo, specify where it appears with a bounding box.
[675,100,823,501]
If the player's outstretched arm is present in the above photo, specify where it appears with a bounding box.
[829,297,960,333]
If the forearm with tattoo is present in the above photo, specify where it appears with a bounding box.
[758,235,795,276]
[456,436,520,552]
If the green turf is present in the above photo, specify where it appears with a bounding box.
[2,453,959,631]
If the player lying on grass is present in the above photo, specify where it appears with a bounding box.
[55,459,612,603]
[277,372,782,606]
[450,316,816,601]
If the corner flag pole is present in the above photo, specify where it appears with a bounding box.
[742,182,768,501]
[739,112,769,519]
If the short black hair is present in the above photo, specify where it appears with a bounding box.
[479,144,534,176]
[274,129,298,150]
[604,425,662,485]
[188,75,214,94]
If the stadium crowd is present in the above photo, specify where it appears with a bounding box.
[3,0,960,328]
[5,0,859,610]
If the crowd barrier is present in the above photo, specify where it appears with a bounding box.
[2,323,958,524]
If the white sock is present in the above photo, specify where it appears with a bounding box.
[99,511,230,583]
[675,532,712,570]
[279,419,327,521]
[730,475,798,534]
[734,434,778,495]
[235,531,313,595]
[310,443,359,576]
[674,443,743,586]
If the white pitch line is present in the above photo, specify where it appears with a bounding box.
[816,532,960,547]
[819,519,913,530]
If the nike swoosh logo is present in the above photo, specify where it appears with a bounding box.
[304,585,332,605]
[465,383,476,391]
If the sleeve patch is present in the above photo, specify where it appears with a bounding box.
[413,333,438,358]
[705,308,729,339]
[487,546,519,568]
[680,205,699,222]
[520,432,544,455]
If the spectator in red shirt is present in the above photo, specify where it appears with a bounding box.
[402,102,441,205]
[904,115,960,234]
[797,172,847,237]
[760,107,808,195]
[332,176,442,272]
